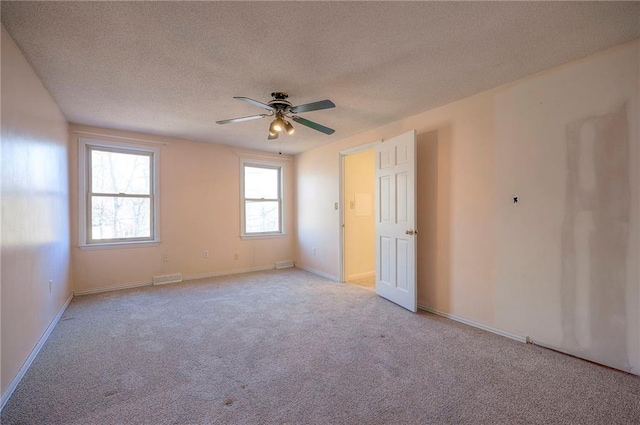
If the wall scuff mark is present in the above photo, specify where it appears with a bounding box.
[561,103,631,370]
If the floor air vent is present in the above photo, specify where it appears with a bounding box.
[152,273,183,285]
[275,260,294,269]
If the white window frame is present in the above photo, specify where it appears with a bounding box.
[78,137,160,248]
[240,159,285,239]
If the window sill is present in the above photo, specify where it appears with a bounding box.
[78,241,160,250]
[240,233,287,240]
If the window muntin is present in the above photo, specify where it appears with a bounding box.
[91,149,151,195]
[79,139,159,246]
[241,162,284,237]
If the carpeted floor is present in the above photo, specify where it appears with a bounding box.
[347,274,375,289]
[2,268,639,424]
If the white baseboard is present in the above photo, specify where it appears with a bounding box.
[74,265,278,296]
[418,304,528,343]
[346,271,375,281]
[524,339,638,376]
[1,293,73,411]
[74,265,275,295]
[183,265,274,281]
[74,279,152,296]
[296,265,341,282]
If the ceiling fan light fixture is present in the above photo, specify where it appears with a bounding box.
[271,114,286,133]
[283,120,294,135]
[269,120,280,134]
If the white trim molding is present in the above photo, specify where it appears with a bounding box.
[71,130,169,146]
[418,304,528,344]
[339,139,382,156]
[77,137,161,248]
[1,293,74,411]
[74,279,152,296]
[183,265,275,281]
[239,158,286,239]
[73,265,278,295]
[338,139,382,283]
[76,241,160,251]
[296,265,341,282]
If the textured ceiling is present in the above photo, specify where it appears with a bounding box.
[2,2,639,154]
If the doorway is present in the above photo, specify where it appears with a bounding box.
[341,148,376,289]
[340,130,418,312]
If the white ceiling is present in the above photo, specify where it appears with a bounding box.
[2,1,639,154]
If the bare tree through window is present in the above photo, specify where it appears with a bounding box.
[243,164,282,235]
[88,146,153,242]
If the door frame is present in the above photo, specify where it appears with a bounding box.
[339,140,382,283]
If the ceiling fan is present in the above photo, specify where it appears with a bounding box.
[216,92,336,140]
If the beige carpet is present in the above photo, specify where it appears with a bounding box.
[2,268,639,424]
[347,274,375,289]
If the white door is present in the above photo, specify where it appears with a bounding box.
[375,130,417,312]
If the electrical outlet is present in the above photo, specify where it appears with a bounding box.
[203,250,209,258]
[312,247,317,256]
[49,279,53,293]
[163,255,169,262]
[234,253,239,260]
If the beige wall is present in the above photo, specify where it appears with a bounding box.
[344,149,375,281]
[1,27,72,395]
[69,125,296,293]
[492,41,639,371]
[295,40,640,374]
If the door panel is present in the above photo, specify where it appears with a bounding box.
[379,150,392,169]
[380,176,391,222]
[375,130,417,312]
[396,144,408,164]
[397,172,408,223]
[380,236,392,285]
[396,238,409,291]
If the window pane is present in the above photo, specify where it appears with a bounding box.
[244,166,278,199]
[91,196,151,240]
[245,201,280,233]
[91,149,151,195]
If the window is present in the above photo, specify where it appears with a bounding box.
[241,160,284,237]
[79,138,159,247]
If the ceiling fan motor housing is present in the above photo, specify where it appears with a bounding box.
[271,92,288,100]
[268,92,292,112]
